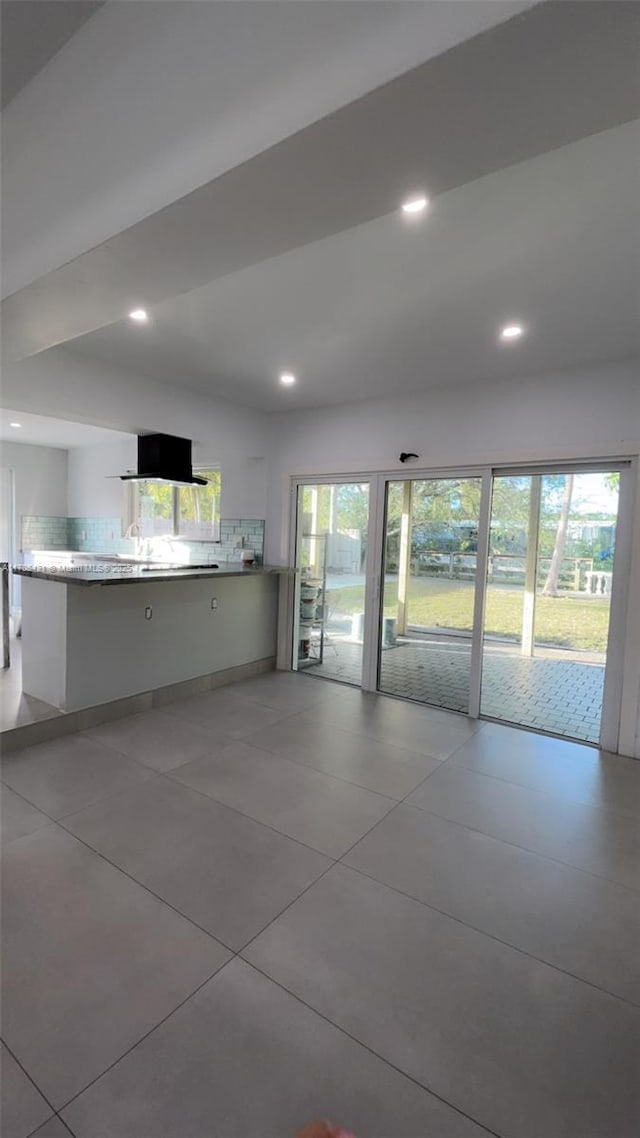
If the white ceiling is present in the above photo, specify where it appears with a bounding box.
[0,0,104,108]
[2,0,531,299]
[4,0,636,366]
[0,409,132,450]
[64,123,640,410]
[1,0,638,420]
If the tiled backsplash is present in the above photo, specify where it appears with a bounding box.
[21,516,265,565]
[218,519,265,562]
[69,518,127,553]
[21,516,70,550]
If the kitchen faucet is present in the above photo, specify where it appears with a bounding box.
[124,522,142,558]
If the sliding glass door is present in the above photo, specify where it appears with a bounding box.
[291,462,629,749]
[373,464,627,747]
[292,481,370,686]
[480,471,621,742]
[378,477,482,713]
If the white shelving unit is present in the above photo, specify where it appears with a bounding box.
[296,533,327,669]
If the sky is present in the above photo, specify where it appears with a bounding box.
[572,473,619,517]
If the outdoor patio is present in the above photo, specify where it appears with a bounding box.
[305,636,605,744]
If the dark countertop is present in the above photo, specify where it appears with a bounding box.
[13,564,295,588]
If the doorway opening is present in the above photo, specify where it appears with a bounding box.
[479,471,620,742]
[292,463,628,750]
[379,476,482,714]
[292,481,370,686]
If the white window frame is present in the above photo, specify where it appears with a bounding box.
[123,467,221,540]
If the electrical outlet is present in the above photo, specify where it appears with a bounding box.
[145,606,153,620]
[211,597,218,610]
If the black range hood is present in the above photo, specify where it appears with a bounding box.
[120,434,208,486]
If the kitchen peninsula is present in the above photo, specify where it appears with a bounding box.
[14,563,293,713]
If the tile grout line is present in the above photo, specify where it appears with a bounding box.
[442,754,640,821]
[53,816,237,953]
[0,776,67,823]
[239,958,504,1138]
[6,676,639,1131]
[154,769,348,860]
[293,696,478,751]
[38,738,357,865]
[316,675,483,727]
[212,685,340,716]
[32,770,164,828]
[398,798,640,895]
[318,739,473,867]
[338,861,639,1010]
[54,767,368,963]
[226,736,421,801]
[303,671,623,754]
[157,697,305,734]
[236,795,404,958]
[5,694,638,892]
[3,683,462,816]
[13,692,634,896]
[27,1112,76,1138]
[0,779,61,829]
[309,717,478,757]
[53,954,234,1118]
[332,645,605,747]
[5,721,384,1121]
[1,734,166,813]
[164,737,402,803]
[7,736,396,973]
[1,1038,59,1120]
[235,860,339,959]
[78,713,238,769]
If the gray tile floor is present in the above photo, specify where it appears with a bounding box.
[310,637,605,742]
[2,671,639,1138]
[0,639,61,733]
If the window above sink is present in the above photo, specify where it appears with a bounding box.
[125,468,221,541]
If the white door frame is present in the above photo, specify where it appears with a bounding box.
[289,456,635,753]
[288,474,376,676]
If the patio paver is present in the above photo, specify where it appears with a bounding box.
[307,638,604,743]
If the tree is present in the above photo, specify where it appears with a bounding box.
[542,474,574,596]
[335,483,369,534]
[606,472,620,493]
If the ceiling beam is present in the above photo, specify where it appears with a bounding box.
[2,0,638,365]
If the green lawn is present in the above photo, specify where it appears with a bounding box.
[326,577,610,653]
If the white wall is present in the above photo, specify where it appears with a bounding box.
[3,348,274,521]
[266,359,640,561]
[67,440,137,519]
[0,439,69,611]
[0,440,68,521]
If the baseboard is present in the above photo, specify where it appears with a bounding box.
[0,656,276,753]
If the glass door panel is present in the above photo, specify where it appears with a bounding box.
[379,477,482,712]
[293,482,369,686]
[481,471,621,742]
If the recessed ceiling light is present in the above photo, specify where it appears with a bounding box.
[401,195,428,215]
[280,372,296,386]
[129,308,149,323]
[500,323,525,341]
[10,422,22,428]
